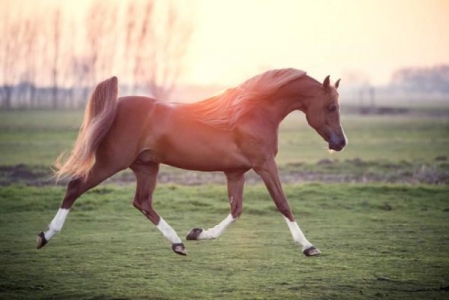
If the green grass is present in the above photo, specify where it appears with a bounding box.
[1,183,448,299]
[0,110,80,166]
[277,111,449,165]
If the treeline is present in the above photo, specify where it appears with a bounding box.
[0,0,192,110]
[391,65,449,94]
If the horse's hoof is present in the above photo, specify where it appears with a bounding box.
[303,246,321,257]
[186,228,203,240]
[36,232,47,249]
[172,243,187,256]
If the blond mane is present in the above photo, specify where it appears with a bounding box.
[189,68,306,130]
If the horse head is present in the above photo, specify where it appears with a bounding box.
[304,76,347,151]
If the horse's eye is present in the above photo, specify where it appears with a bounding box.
[327,104,337,112]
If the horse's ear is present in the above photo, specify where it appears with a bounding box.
[323,75,330,89]
[335,78,341,89]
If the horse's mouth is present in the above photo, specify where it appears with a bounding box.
[328,142,345,152]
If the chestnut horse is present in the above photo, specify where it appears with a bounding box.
[37,68,347,256]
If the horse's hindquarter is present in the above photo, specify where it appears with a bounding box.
[96,96,157,166]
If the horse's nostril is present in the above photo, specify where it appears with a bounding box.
[340,139,346,148]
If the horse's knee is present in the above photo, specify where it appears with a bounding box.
[132,193,151,210]
[132,197,160,224]
[132,197,147,213]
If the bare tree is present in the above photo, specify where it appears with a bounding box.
[47,7,63,109]
[392,65,449,93]
[72,56,93,109]
[124,0,193,100]
[123,1,140,92]
[153,3,192,99]
[0,13,22,109]
[129,0,156,94]
[22,15,41,108]
[0,7,44,109]
[65,19,83,109]
[85,0,119,88]
[0,0,194,110]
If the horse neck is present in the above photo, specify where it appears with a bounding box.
[266,77,316,124]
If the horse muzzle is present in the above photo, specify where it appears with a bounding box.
[328,134,347,152]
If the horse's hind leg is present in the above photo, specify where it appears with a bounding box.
[36,162,122,249]
[131,160,186,256]
[187,170,245,240]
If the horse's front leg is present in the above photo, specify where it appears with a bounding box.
[254,158,320,256]
[187,170,245,240]
[131,161,186,256]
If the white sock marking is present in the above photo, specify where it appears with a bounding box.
[157,217,182,244]
[44,208,70,241]
[283,216,313,250]
[198,214,235,240]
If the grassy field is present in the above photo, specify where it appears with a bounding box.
[0,106,449,299]
[1,184,449,299]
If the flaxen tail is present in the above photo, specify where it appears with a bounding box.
[55,76,118,181]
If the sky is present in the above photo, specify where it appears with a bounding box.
[187,0,449,86]
[2,0,449,87]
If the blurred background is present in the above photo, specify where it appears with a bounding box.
[1,0,448,109]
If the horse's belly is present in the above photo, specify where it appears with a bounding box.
[159,145,250,172]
